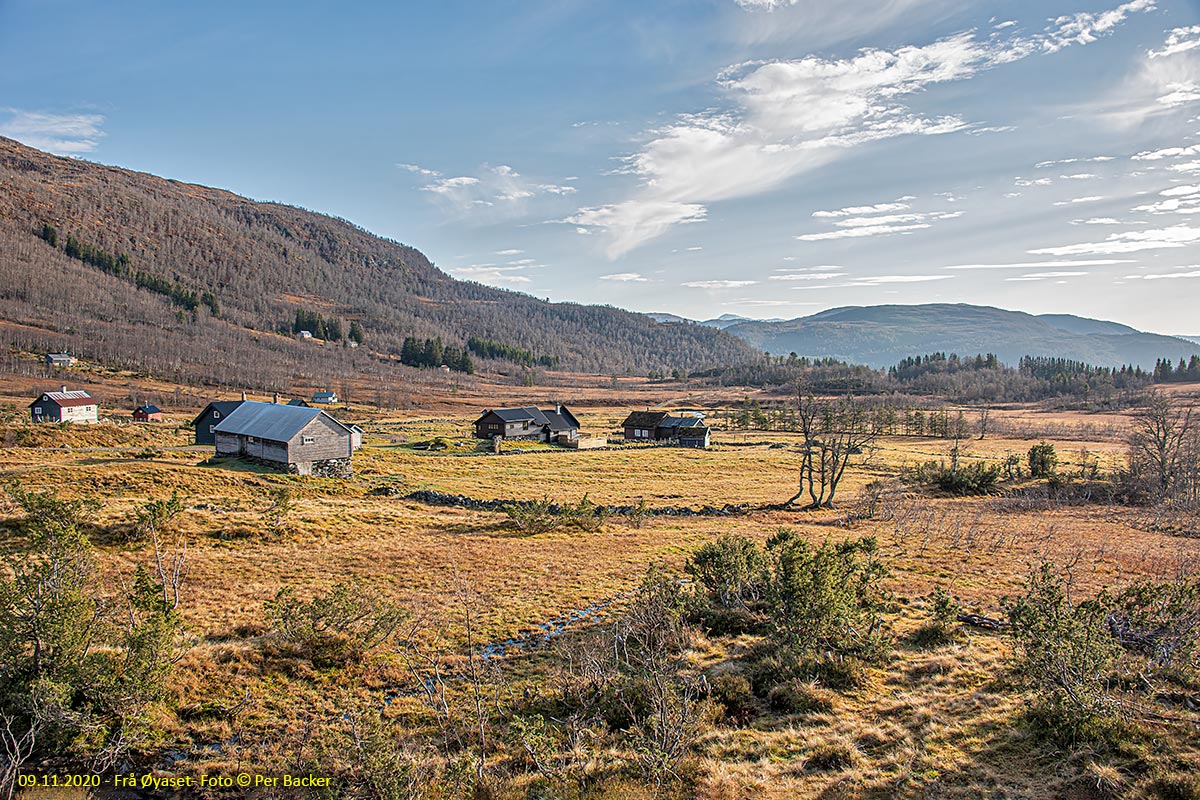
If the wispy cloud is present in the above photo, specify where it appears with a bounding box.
[0,109,105,154]
[943,259,1133,270]
[1122,267,1200,279]
[1131,184,1200,214]
[449,264,535,284]
[796,210,961,241]
[812,201,910,218]
[1035,156,1115,168]
[1149,25,1200,59]
[1053,195,1106,205]
[1029,224,1200,255]
[566,6,1158,257]
[1005,270,1091,281]
[599,272,649,282]
[768,272,848,280]
[682,279,759,288]
[1132,144,1200,160]
[404,163,575,214]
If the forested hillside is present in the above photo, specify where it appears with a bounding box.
[0,137,753,389]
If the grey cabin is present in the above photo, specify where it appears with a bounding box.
[214,401,355,476]
[474,404,580,442]
[621,410,710,448]
[44,353,77,367]
[311,391,339,405]
[30,387,98,424]
[192,400,245,446]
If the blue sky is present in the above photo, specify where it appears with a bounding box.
[3,0,1200,332]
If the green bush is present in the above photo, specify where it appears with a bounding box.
[1028,442,1058,478]
[686,534,767,610]
[763,530,890,662]
[1005,563,1121,740]
[503,496,560,534]
[766,679,835,715]
[265,582,407,667]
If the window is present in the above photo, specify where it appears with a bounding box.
[209,425,215,433]
[213,410,220,419]
[302,436,315,445]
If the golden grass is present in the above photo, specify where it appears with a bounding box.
[3,398,1199,798]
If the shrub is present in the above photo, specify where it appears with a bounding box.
[763,530,890,662]
[1028,442,1058,478]
[766,679,835,715]
[504,496,560,534]
[686,535,767,610]
[563,493,608,532]
[265,582,407,667]
[910,587,964,648]
[1005,563,1121,740]
[709,673,757,725]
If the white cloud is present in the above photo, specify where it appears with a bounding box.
[682,280,760,288]
[495,249,524,255]
[1016,177,1054,187]
[1071,218,1124,225]
[943,259,1133,269]
[1122,267,1200,279]
[567,3,1154,256]
[1053,196,1106,205]
[599,272,649,282]
[796,223,931,241]
[1133,145,1200,160]
[812,201,910,218]
[1061,173,1098,179]
[797,208,960,241]
[1005,271,1091,281]
[398,162,441,177]
[1159,185,1200,197]
[768,272,848,280]
[560,201,707,257]
[1167,161,1200,173]
[0,109,106,154]
[450,264,534,284]
[1040,0,1156,54]
[1035,156,1115,167]
[1029,224,1200,255]
[408,164,575,213]
[1149,25,1200,59]
[840,275,953,285]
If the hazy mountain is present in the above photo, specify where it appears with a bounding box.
[0,137,754,389]
[723,304,1200,369]
[647,312,784,329]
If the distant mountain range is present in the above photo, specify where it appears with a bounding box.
[646,312,784,330]
[650,304,1200,370]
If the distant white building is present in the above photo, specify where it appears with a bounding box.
[30,387,98,424]
[297,330,313,340]
[45,353,77,367]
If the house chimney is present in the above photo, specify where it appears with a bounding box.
[273,393,279,404]
[556,402,562,414]
[241,391,247,401]
[61,385,67,394]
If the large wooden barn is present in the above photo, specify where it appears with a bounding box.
[213,401,355,476]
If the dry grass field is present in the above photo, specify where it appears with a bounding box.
[2,374,1199,799]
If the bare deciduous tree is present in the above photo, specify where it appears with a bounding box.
[1128,391,1198,505]
[786,385,880,509]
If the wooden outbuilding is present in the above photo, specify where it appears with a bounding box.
[214,401,354,476]
[132,404,163,422]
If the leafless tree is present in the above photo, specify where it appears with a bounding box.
[1128,391,1198,505]
[786,385,880,509]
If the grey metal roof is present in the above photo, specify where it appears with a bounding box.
[542,412,576,432]
[214,401,350,442]
[486,407,549,424]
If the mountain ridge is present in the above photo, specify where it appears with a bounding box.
[0,137,754,388]
[713,303,1200,369]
